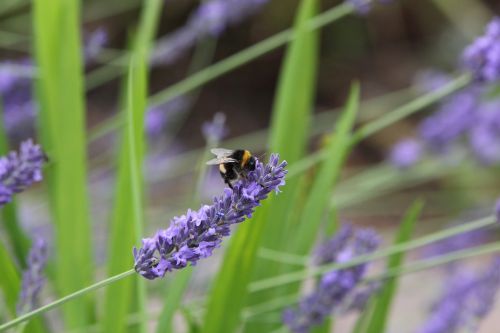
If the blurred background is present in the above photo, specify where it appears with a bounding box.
[2,0,500,332]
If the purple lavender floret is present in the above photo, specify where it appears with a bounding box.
[202,112,229,143]
[463,17,500,82]
[315,224,354,265]
[468,101,500,164]
[419,88,478,152]
[283,227,380,333]
[0,139,46,206]
[389,138,423,169]
[145,97,190,138]
[133,154,287,279]
[16,237,48,314]
[151,0,269,66]
[418,258,500,333]
[84,28,108,63]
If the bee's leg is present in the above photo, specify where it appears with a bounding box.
[226,179,234,189]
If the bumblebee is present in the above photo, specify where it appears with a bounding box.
[206,148,256,189]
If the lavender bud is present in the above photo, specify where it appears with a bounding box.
[463,17,500,82]
[389,139,423,169]
[202,112,229,143]
[16,237,48,315]
[133,154,287,279]
[0,139,46,206]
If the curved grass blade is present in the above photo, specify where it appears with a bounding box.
[32,0,94,327]
[102,1,162,333]
[364,200,423,333]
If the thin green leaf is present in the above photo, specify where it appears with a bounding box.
[364,200,424,333]
[32,0,93,327]
[201,1,318,333]
[155,268,193,333]
[0,240,20,316]
[102,1,162,333]
[292,83,359,253]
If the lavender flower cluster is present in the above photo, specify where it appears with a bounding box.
[283,225,380,333]
[150,0,269,65]
[16,237,48,315]
[0,139,46,206]
[463,17,500,82]
[390,17,500,168]
[418,257,500,333]
[133,154,287,279]
[202,112,229,143]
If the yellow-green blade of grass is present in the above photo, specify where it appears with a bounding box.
[0,240,20,316]
[32,0,94,328]
[0,103,29,267]
[202,1,318,333]
[292,83,359,253]
[102,2,162,333]
[364,200,424,333]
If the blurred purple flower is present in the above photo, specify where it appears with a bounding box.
[418,258,500,333]
[84,28,108,63]
[0,139,46,206]
[16,237,48,314]
[389,138,423,169]
[202,112,229,143]
[133,154,287,279]
[346,0,392,15]
[495,199,500,222]
[419,88,478,152]
[283,226,380,333]
[315,224,354,265]
[151,0,269,65]
[145,97,190,138]
[343,280,381,313]
[463,17,500,82]
[468,101,500,165]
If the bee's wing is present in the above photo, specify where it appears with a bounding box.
[206,157,238,165]
[210,148,234,157]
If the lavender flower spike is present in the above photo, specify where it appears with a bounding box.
[16,237,48,315]
[133,154,287,279]
[283,227,380,333]
[0,139,46,206]
[418,258,500,333]
[202,112,229,143]
[389,138,423,169]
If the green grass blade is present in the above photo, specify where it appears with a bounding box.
[200,1,319,333]
[32,0,93,328]
[0,240,20,316]
[364,200,424,333]
[155,268,193,333]
[102,1,162,333]
[292,83,359,253]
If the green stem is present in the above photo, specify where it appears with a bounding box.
[249,215,496,292]
[0,270,136,332]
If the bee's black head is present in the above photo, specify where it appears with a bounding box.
[247,156,256,171]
